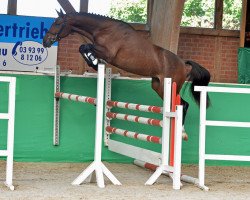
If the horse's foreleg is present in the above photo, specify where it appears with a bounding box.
[79,44,99,71]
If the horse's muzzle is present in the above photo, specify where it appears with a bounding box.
[42,40,52,48]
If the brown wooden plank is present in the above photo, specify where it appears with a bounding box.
[150,0,185,53]
[7,0,17,15]
[240,0,247,47]
[57,0,76,13]
[215,0,223,30]
[80,0,88,12]
[169,0,185,53]
[181,27,240,37]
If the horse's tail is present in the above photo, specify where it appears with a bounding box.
[185,60,211,107]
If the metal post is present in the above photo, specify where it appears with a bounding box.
[104,68,112,146]
[198,91,207,188]
[53,65,60,145]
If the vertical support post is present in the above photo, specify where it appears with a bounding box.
[198,91,207,188]
[170,82,177,166]
[54,65,60,145]
[145,78,172,186]
[161,78,172,167]
[0,77,16,191]
[172,105,183,190]
[72,64,121,188]
[94,64,105,164]
[104,68,112,146]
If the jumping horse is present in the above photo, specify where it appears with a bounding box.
[43,11,211,139]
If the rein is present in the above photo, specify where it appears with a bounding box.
[47,20,66,41]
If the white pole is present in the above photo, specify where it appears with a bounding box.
[198,91,207,188]
[72,64,121,188]
[161,78,172,167]
[0,77,16,191]
[94,64,105,162]
[172,105,183,190]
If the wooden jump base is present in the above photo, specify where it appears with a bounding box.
[0,77,16,191]
[194,86,250,191]
[104,68,184,190]
[53,64,121,188]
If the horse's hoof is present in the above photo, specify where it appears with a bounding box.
[182,132,188,141]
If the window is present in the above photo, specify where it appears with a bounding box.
[88,0,147,24]
[181,0,215,28]
[88,0,112,15]
[17,0,80,18]
[222,0,242,30]
[0,0,8,14]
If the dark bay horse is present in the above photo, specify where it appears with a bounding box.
[43,11,210,139]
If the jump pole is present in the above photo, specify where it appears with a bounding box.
[0,77,16,191]
[71,64,121,188]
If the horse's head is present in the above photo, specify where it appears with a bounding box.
[43,10,72,48]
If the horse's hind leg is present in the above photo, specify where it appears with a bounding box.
[181,98,189,140]
[151,77,164,98]
[79,44,99,71]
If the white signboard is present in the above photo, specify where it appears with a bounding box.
[0,15,57,72]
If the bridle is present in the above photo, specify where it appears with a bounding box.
[47,19,67,42]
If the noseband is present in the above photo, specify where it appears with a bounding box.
[47,20,66,42]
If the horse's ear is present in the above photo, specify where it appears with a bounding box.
[59,9,64,16]
[55,9,64,17]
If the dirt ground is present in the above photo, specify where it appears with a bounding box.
[0,161,249,200]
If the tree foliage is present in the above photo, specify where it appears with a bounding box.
[181,0,242,30]
[109,0,147,23]
[108,0,242,30]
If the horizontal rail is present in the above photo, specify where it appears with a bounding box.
[206,120,250,128]
[106,112,162,127]
[205,154,250,162]
[0,150,8,156]
[106,126,161,144]
[55,92,96,105]
[108,139,161,165]
[195,86,250,94]
[107,100,162,114]
[0,113,10,119]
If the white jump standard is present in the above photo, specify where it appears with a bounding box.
[194,85,250,191]
[0,77,16,191]
[104,69,184,190]
[54,64,121,188]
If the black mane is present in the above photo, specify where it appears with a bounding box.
[66,12,133,29]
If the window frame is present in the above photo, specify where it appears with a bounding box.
[5,0,241,37]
